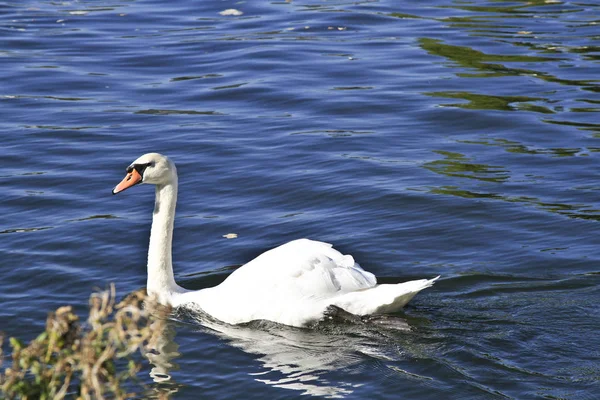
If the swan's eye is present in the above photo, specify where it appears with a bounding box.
[133,162,153,176]
[126,165,134,173]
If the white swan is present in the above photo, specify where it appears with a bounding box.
[112,153,439,327]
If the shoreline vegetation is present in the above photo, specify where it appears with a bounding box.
[0,285,169,400]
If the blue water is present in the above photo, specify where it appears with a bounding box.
[1,0,599,398]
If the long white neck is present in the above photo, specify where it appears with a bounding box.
[147,178,184,300]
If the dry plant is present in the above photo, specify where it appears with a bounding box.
[0,284,169,400]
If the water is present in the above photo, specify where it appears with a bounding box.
[1,0,599,398]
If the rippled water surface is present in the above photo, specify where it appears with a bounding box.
[1,0,599,398]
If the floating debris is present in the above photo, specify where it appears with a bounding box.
[223,233,238,239]
[69,10,89,15]
[219,9,243,16]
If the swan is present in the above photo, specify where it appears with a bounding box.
[112,153,439,327]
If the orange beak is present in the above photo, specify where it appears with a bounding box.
[112,168,143,195]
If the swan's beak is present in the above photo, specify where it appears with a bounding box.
[112,169,142,195]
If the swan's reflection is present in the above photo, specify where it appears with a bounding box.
[146,321,180,383]
[145,304,413,398]
[141,306,183,399]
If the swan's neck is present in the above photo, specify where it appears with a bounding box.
[147,180,183,299]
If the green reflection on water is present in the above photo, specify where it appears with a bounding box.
[388,12,423,19]
[423,150,509,183]
[420,37,556,68]
[425,91,554,113]
[439,0,582,14]
[419,38,596,89]
[429,186,600,222]
[570,108,600,113]
[423,146,600,220]
[458,138,584,157]
[542,119,600,135]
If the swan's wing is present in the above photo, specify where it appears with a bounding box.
[195,239,378,326]
[220,239,376,298]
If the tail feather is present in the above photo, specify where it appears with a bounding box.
[329,276,439,316]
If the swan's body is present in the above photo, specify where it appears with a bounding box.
[113,153,438,327]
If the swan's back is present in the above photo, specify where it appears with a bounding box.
[225,239,377,295]
[183,239,377,326]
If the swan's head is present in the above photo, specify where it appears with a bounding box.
[112,153,177,195]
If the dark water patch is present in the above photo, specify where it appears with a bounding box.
[67,214,119,222]
[3,95,91,102]
[331,86,373,90]
[445,273,598,298]
[0,226,53,234]
[170,74,223,82]
[212,82,248,91]
[22,124,99,130]
[290,129,374,137]
[135,109,225,116]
